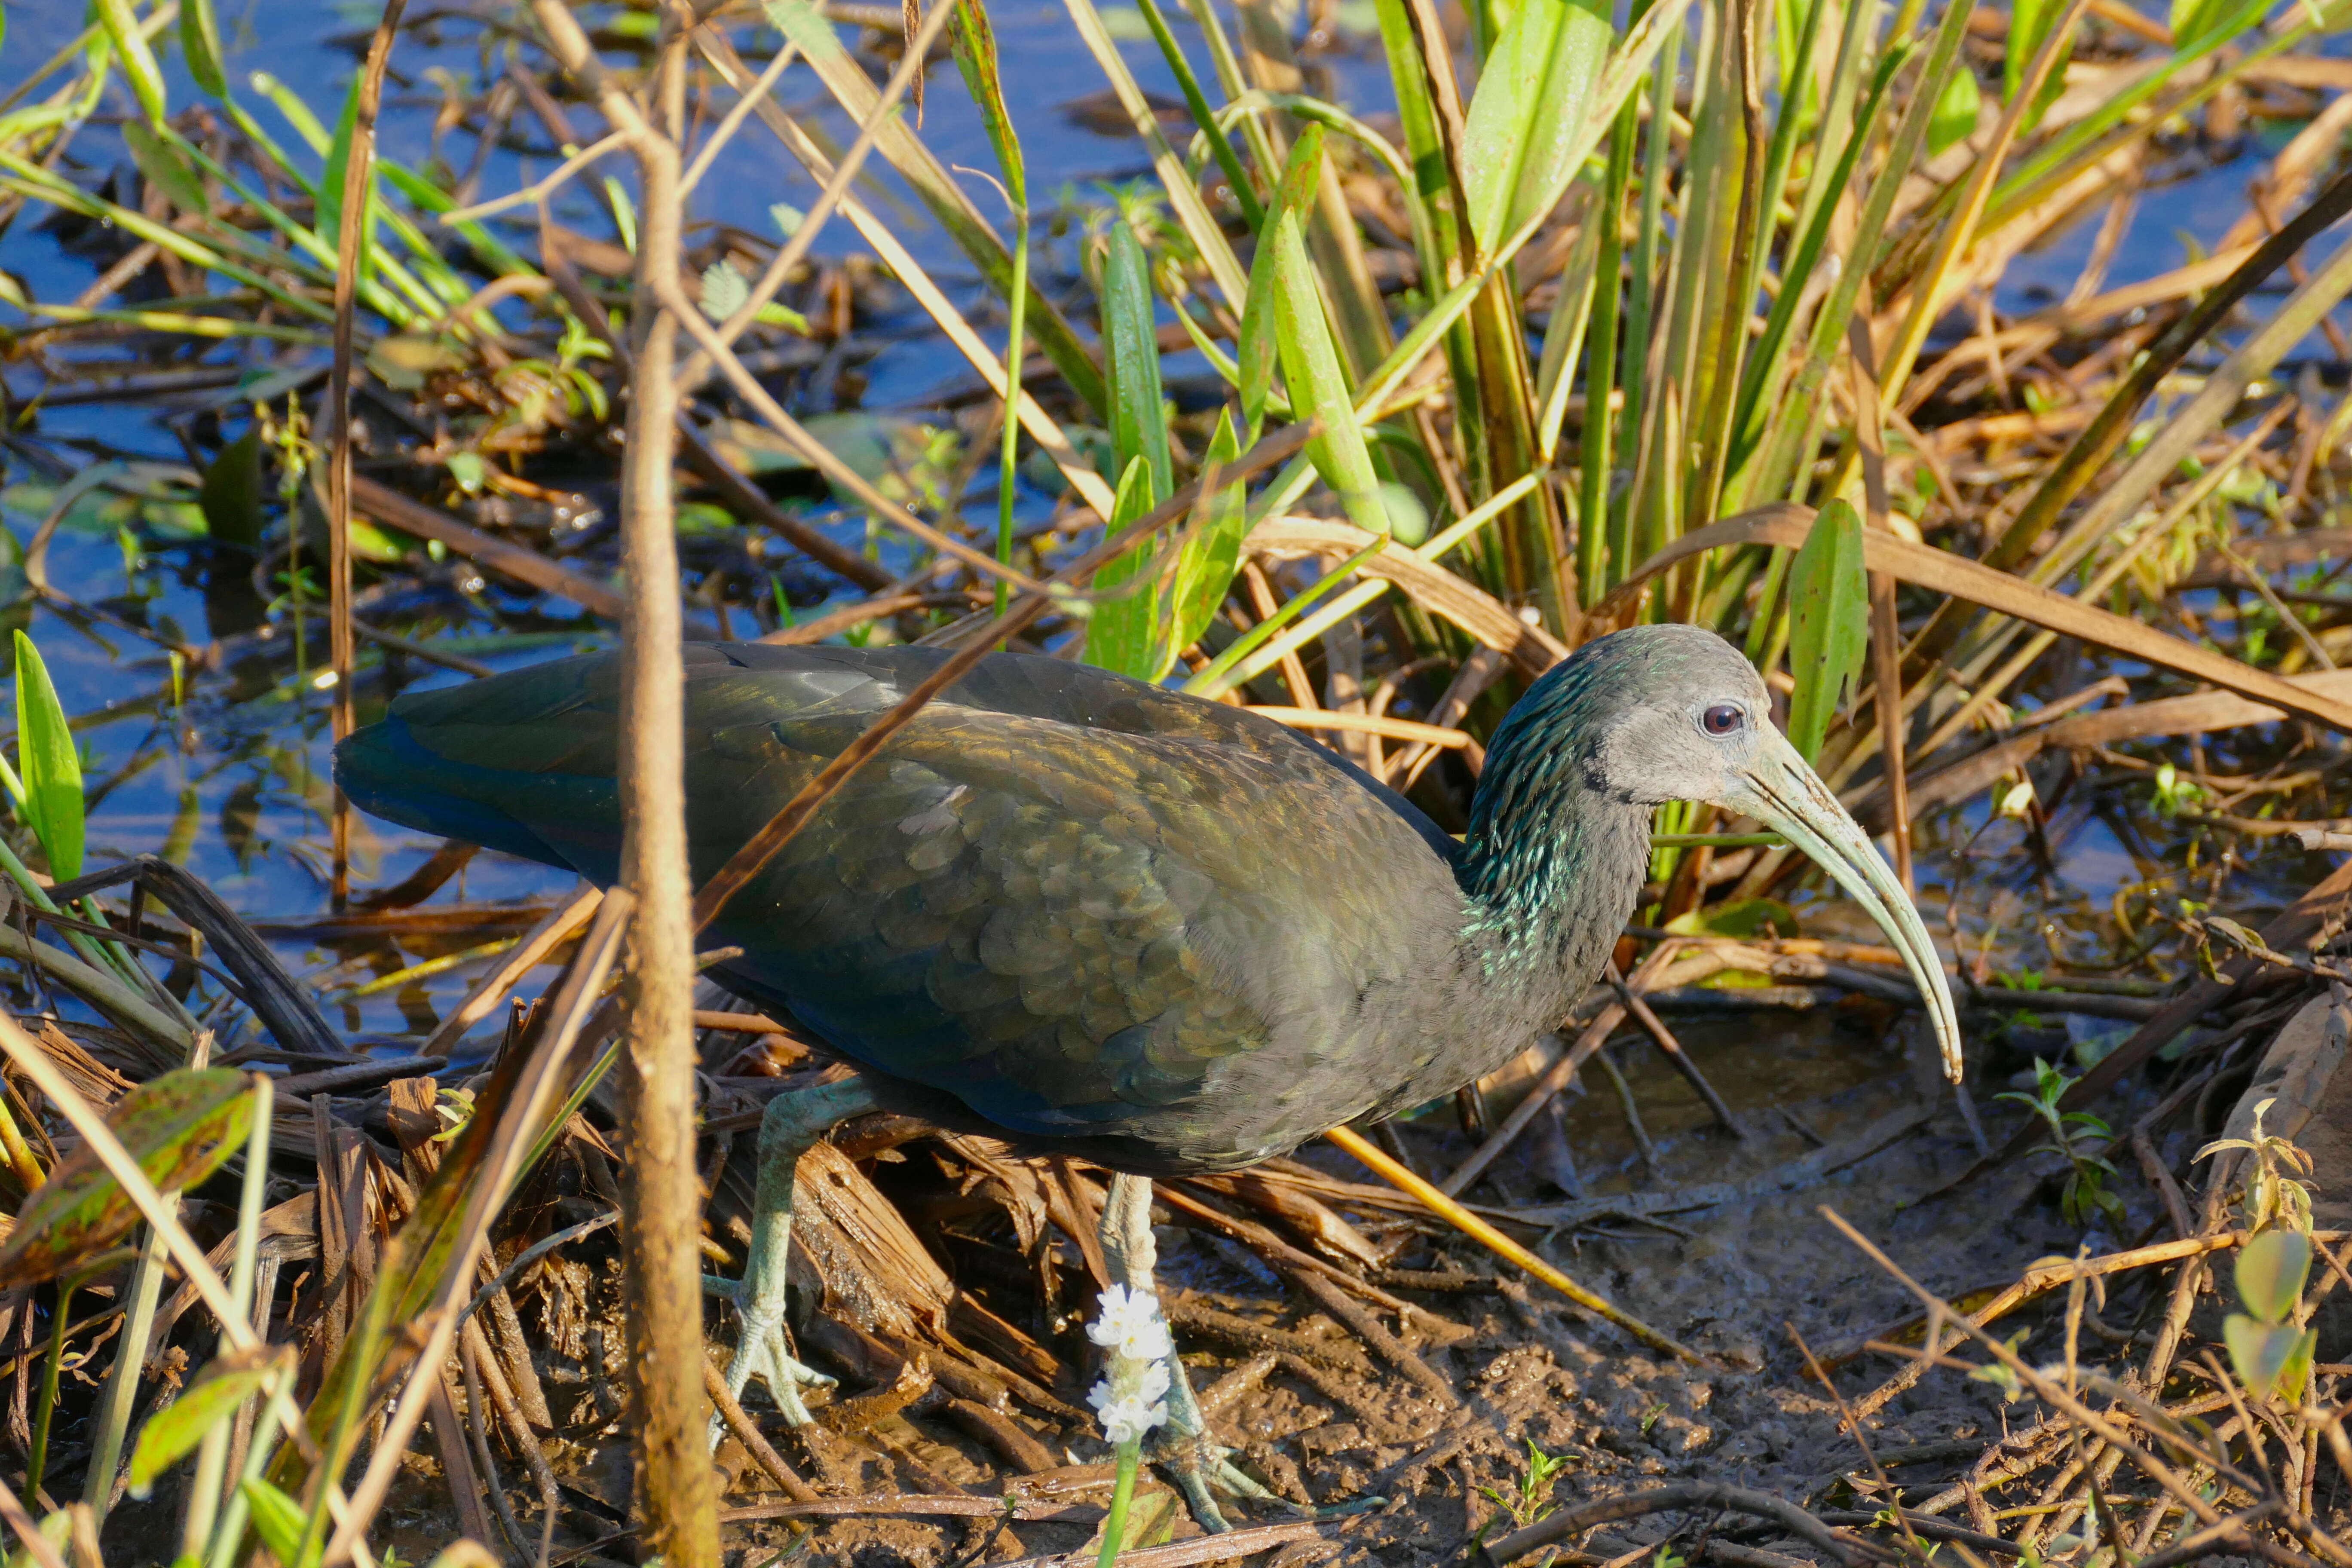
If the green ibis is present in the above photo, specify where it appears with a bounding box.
[336,623,1960,1523]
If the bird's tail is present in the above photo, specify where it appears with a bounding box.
[333,653,627,883]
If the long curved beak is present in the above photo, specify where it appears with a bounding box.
[1715,727,1963,1083]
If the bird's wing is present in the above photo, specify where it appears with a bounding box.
[337,645,1463,1169]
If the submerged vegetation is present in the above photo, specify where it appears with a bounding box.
[7,0,2352,1559]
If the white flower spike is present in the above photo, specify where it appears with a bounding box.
[1085,1283,1173,1447]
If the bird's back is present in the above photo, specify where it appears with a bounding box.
[337,643,1478,1172]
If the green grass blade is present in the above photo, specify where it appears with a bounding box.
[317,70,372,283]
[181,0,227,98]
[95,0,165,126]
[1267,128,1387,536]
[1784,499,1866,763]
[1104,222,1173,503]
[1132,0,1262,229]
[13,632,83,883]
[1578,83,1638,602]
[1168,408,1250,670]
[766,0,1108,419]
[2004,0,2072,133]
[1058,0,1251,307]
[950,0,1031,618]
[1084,457,1167,677]
[1724,46,1904,496]
[1183,537,1390,698]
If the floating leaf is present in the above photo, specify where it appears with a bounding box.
[95,0,166,126]
[15,631,84,881]
[129,1344,292,1496]
[0,1068,254,1287]
[1783,500,1868,763]
[2236,1228,2311,1324]
[769,201,807,238]
[199,425,264,551]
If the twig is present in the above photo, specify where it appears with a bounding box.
[701,1360,820,1503]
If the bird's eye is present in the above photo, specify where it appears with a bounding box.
[1701,704,1745,737]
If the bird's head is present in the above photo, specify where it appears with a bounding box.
[1485,623,1963,1082]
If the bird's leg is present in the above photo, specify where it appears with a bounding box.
[703,1075,877,1440]
[1099,1173,1287,1532]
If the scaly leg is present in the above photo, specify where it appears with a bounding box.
[704,1075,877,1439]
[1099,1172,1288,1532]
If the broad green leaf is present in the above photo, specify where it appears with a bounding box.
[950,0,1026,211]
[2225,1314,2315,1402]
[1264,129,1386,536]
[1103,222,1172,505]
[199,424,264,551]
[241,1477,307,1565]
[1084,456,1165,678]
[1166,408,1250,675]
[0,1068,253,1287]
[1928,64,1981,159]
[1784,500,1868,763]
[129,1344,291,1495]
[316,71,373,279]
[15,631,83,880]
[181,0,226,96]
[2236,1228,2311,1323]
[1459,0,1612,253]
[95,0,166,127]
[2004,0,2073,135]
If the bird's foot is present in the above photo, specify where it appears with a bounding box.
[706,1287,836,1435]
[1145,1428,1382,1532]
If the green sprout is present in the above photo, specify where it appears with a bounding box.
[1479,1439,1577,1534]
[2196,1097,2317,1237]
[1997,1058,2126,1233]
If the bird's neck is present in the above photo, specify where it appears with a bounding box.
[1453,773,1654,1017]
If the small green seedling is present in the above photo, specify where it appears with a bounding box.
[1997,1059,2126,1233]
[2197,1097,2317,1236]
[2150,761,2207,818]
[2222,1228,2315,1403]
[1968,1327,2031,1403]
[1479,1439,1576,1533]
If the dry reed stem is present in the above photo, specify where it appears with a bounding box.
[321,889,635,1566]
[325,0,409,913]
[521,3,718,1559]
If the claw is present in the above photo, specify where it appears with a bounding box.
[703,1277,837,1442]
[1145,1427,1364,1532]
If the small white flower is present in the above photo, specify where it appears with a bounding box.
[1086,1283,1174,1363]
[1089,1381,1170,1446]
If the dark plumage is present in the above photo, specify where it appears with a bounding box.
[335,625,1957,1176]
